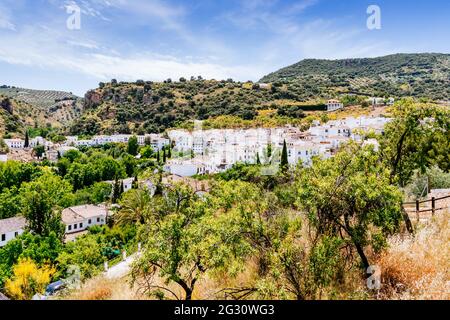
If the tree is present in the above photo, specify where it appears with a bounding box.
[112,178,122,204]
[167,146,172,158]
[132,183,249,300]
[0,187,21,219]
[5,258,55,300]
[295,142,403,270]
[127,135,139,156]
[256,152,261,165]
[280,140,288,172]
[33,145,45,159]
[267,144,272,158]
[381,100,450,186]
[162,148,166,163]
[24,130,29,148]
[116,189,151,225]
[140,146,153,159]
[20,174,72,238]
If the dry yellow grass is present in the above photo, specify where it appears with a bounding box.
[62,276,143,300]
[375,212,450,300]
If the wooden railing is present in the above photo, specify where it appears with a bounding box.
[404,195,450,217]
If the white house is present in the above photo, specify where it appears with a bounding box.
[0,154,7,162]
[326,99,344,112]
[0,217,26,247]
[4,139,24,149]
[62,204,108,235]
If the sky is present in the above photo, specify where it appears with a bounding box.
[0,0,449,96]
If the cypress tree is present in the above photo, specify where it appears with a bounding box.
[156,150,160,162]
[24,130,29,148]
[163,148,166,163]
[256,152,261,165]
[280,139,288,172]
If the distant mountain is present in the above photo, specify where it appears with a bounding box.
[259,53,450,100]
[0,86,83,136]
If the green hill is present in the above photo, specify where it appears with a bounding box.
[259,53,450,100]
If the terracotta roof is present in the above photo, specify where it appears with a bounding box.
[0,217,26,234]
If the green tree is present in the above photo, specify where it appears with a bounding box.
[20,174,72,238]
[132,183,249,300]
[280,139,288,172]
[381,100,450,186]
[295,142,403,270]
[24,130,29,148]
[116,189,151,225]
[127,135,139,156]
[33,145,45,159]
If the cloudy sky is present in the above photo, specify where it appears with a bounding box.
[0,0,449,95]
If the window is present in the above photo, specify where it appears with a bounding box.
[1,234,5,241]
[73,224,77,230]
[15,232,18,237]
[79,223,83,228]
[88,219,92,224]
[68,225,72,231]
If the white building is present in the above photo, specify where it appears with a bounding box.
[0,154,7,162]
[4,139,24,149]
[62,204,108,235]
[326,99,344,112]
[0,217,26,247]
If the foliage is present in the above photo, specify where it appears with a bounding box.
[295,142,403,269]
[5,258,55,300]
[20,173,72,238]
[127,135,139,156]
[380,100,449,186]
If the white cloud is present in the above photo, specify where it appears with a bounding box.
[0,24,267,83]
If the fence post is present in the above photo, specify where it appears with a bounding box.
[431,197,435,216]
[415,200,420,222]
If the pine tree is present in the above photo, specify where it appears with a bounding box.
[156,150,160,163]
[24,130,29,148]
[280,139,289,172]
[163,148,166,163]
[120,180,125,194]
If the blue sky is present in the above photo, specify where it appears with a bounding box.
[0,0,449,96]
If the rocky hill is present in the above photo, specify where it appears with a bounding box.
[260,53,450,100]
[70,78,326,135]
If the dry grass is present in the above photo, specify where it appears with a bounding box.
[61,276,144,300]
[375,211,450,300]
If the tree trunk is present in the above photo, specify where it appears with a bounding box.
[354,241,370,272]
[401,207,414,234]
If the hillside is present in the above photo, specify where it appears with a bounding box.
[0,86,83,136]
[260,53,450,100]
[70,79,326,135]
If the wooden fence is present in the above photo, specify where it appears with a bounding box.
[403,195,450,221]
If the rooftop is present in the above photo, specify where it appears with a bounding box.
[0,216,26,234]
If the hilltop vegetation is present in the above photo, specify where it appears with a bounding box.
[0,86,83,136]
[260,53,450,100]
[70,78,326,135]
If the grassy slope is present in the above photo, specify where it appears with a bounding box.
[260,53,450,100]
